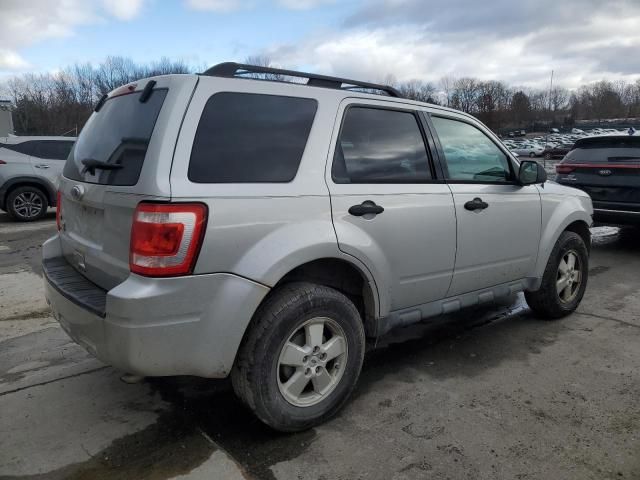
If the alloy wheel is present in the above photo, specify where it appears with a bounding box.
[556,250,582,303]
[13,191,43,219]
[277,316,348,407]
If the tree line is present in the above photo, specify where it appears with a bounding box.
[2,55,639,136]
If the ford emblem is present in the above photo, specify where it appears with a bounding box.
[71,184,85,201]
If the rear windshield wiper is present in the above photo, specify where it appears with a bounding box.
[81,158,123,175]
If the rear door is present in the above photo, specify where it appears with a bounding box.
[30,140,75,189]
[558,136,640,211]
[58,75,198,290]
[327,99,456,311]
[429,113,541,296]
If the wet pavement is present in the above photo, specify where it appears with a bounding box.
[1,211,639,480]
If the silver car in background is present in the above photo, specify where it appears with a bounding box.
[0,136,76,221]
[43,63,593,432]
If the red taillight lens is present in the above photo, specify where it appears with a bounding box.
[56,190,62,231]
[556,164,576,174]
[130,203,207,277]
[0,160,6,165]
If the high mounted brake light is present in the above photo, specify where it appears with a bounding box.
[130,203,208,277]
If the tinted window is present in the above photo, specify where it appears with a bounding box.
[1,141,37,156]
[34,140,74,160]
[332,107,431,183]
[432,116,512,182]
[567,136,640,163]
[188,93,317,183]
[64,89,167,186]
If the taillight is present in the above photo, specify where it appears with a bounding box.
[0,160,6,165]
[56,190,62,231]
[130,203,207,277]
[556,164,576,174]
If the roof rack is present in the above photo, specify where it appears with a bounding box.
[201,62,403,98]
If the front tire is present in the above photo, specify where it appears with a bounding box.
[6,186,48,222]
[525,231,589,319]
[232,282,366,432]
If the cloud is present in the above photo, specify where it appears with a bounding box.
[0,0,146,74]
[262,0,640,88]
[184,0,247,12]
[276,0,337,9]
[101,0,146,20]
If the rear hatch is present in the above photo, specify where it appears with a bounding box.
[556,136,640,209]
[58,75,198,290]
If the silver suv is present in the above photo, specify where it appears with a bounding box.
[43,63,593,432]
[0,136,76,221]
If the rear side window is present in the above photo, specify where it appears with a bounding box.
[64,89,167,186]
[33,140,74,160]
[188,93,317,183]
[332,107,432,183]
[1,141,37,156]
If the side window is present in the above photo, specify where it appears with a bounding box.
[431,116,512,182]
[2,141,36,156]
[332,107,432,183]
[188,93,317,183]
[34,141,74,160]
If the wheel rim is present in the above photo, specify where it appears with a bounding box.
[556,250,582,303]
[277,316,348,407]
[13,192,43,219]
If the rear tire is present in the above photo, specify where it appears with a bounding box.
[231,282,365,432]
[529,152,536,158]
[6,186,48,222]
[525,231,588,319]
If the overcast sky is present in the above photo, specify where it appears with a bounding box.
[1,0,640,88]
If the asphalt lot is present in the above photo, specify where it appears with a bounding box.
[1,211,639,480]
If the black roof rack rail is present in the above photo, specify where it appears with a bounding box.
[201,62,403,98]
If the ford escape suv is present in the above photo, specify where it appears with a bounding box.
[0,136,76,221]
[43,63,593,432]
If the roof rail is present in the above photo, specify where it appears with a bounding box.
[201,62,403,98]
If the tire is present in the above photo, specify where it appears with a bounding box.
[544,153,552,160]
[529,152,536,158]
[6,186,48,222]
[525,231,588,319]
[231,282,366,432]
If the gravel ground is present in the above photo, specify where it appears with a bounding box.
[0,211,639,480]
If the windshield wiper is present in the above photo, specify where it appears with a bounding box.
[81,158,123,175]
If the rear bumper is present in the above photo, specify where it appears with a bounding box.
[42,235,270,378]
[593,201,640,225]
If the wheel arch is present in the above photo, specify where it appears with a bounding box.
[272,257,380,338]
[0,176,56,210]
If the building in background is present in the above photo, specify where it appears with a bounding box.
[0,100,14,137]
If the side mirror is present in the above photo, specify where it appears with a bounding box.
[518,160,547,185]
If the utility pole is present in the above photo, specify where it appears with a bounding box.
[545,70,554,169]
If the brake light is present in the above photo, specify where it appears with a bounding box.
[556,164,576,174]
[0,160,6,165]
[56,190,62,231]
[130,203,207,277]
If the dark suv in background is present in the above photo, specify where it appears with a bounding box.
[556,135,640,224]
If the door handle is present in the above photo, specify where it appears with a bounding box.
[348,200,384,217]
[35,164,50,169]
[464,197,489,211]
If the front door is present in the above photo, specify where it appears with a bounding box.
[429,114,542,296]
[327,100,456,312]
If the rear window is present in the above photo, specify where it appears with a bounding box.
[567,136,640,163]
[63,89,167,185]
[188,93,317,183]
